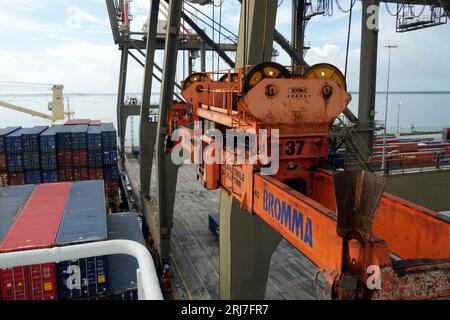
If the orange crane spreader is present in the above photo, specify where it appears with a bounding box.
[165,62,450,300]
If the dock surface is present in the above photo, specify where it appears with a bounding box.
[125,154,317,300]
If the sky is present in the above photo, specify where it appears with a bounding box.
[0,0,449,95]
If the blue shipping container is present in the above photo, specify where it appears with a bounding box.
[40,127,57,153]
[87,126,102,151]
[106,213,145,300]
[0,184,35,242]
[42,170,59,183]
[40,152,58,171]
[55,180,108,299]
[23,151,41,170]
[88,150,103,168]
[5,128,25,154]
[0,127,21,153]
[101,123,117,150]
[22,126,48,152]
[71,125,88,150]
[56,125,73,150]
[102,150,117,165]
[25,170,42,184]
[6,153,23,172]
[103,165,119,180]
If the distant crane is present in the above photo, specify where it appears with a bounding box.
[0,84,72,122]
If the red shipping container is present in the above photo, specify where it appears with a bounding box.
[7,172,25,186]
[0,183,71,300]
[57,150,73,168]
[58,168,74,182]
[392,151,435,167]
[445,148,450,157]
[89,120,102,126]
[373,145,399,153]
[391,142,418,153]
[72,149,88,167]
[73,167,88,181]
[104,180,119,198]
[65,119,91,125]
[418,143,450,150]
[375,138,399,145]
[0,153,6,171]
[88,168,103,180]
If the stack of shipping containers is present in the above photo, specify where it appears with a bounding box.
[55,181,108,299]
[5,129,25,186]
[71,125,89,181]
[22,126,47,184]
[0,127,20,186]
[40,127,59,183]
[87,125,104,180]
[101,123,119,201]
[56,125,74,182]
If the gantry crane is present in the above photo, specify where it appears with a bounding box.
[0,85,70,122]
[164,62,450,300]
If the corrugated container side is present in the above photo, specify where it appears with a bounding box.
[7,172,25,186]
[70,125,88,150]
[104,180,119,198]
[56,180,108,299]
[40,127,57,153]
[102,150,118,165]
[23,152,41,170]
[103,165,119,180]
[21,126,48,152]
[0,153,6,171]
[88,150,103,168]
[5,129,24,154]
[0,127,21,153]
[101,123,117,150]
[87,126,102,151]
[58,168,74,182]
[6,153,23,172]
[42,170,58,183]
[73,167,89,181]
[40,152,57,171]
[57,150,73,168]
[72,149,88,167]
[88,168,103,180]
[25,170,42,184]
[106,213,145,300]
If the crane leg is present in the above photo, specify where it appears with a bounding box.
[219,193,282,300]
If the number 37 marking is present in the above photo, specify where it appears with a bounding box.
[285,140,305,156]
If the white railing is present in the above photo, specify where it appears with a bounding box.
[0,240,163,300]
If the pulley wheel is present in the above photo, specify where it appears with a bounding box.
[219,73,239,83]
[305,63,347,90]
[243,62,291,93]
[182,73,209,91]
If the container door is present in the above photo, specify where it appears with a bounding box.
[27,263,57,300]
[0,267,28,300]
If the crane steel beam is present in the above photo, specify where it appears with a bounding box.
[0,100,53,121]
[105,0,121,45]
[116,42,129,158]
[155,0,184,260]
[139,0,160,220]
[219,0,282,300]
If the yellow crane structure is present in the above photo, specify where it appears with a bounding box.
[0,85,70,122]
